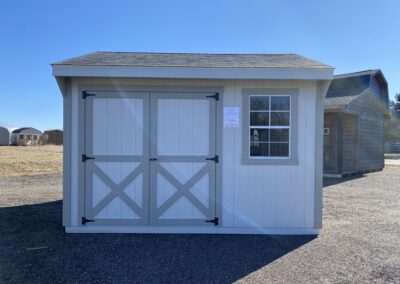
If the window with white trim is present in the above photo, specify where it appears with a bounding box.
[242,88,298,165]
[249,95,290,158]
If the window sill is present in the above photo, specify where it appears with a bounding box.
[241,157,299,165]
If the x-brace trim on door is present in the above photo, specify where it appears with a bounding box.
[89,163,144,218]
[154,163,211,219]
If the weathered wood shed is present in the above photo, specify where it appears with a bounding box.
[324,70,388,177]
[0,127,10,146]
[10,127,43,146]
[53,52,333,235]
[42,129,63,145]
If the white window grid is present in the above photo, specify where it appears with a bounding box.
[249,95,291,159]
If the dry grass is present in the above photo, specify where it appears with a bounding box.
[0,145,63,177]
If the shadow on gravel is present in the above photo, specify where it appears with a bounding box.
[323,174,366,187]
[0,201,315,283]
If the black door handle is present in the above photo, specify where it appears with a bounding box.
[150,158,157,161]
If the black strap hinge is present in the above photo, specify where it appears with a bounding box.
[205,217,219,226]
[81,217,95,225]
[206,155,219,163]
[206,93,219,101]
[82,91,96,99]
[82,154,95,162]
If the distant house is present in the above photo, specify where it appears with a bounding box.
[324,69,389,177]
[41,129,63,145]
[0,127,10,146]
[10,127,43,146]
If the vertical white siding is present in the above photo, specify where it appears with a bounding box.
[155,96,213,220]
[156,99,209,156]
[221,82,236,226]
[157,162,208,219]
[69,78,318,230]
[92,98,144,156]
[93,162,142,219]
[90,97,145,220]
[221,80,317,229]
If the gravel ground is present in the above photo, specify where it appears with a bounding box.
[386,159,400,166]
[0,169,399,283]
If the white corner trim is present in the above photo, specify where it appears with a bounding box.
[53,65,334,80]
[65,226,320,235]
[315,80,331,229]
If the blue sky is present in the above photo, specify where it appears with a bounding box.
[0,0,399,131]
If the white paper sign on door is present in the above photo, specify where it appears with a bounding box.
[224,107,240,128]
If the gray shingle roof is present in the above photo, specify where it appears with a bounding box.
[334,69,381,79]
[325,72,373,109]
[325,95,360,110]
[12,127,42,135]
[326,74,370,98]
[52,52,332,69]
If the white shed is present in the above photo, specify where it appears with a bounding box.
[0,127,10,146]
[53,52,333,235]
[10,127,43,146]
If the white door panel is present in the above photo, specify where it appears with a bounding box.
[150,92,217,226]
[92,97,144,156]
[83,91,149,226]
[83,90,218,227]
[156,99,210,156]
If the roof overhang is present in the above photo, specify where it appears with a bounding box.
[52,65,334,81]
[55,76,66,96]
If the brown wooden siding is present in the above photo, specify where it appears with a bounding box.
[342,114,357,173]
[323,113,338,172]
[348,91,384,171]
[41,130,63,145]
[324,75,386,175]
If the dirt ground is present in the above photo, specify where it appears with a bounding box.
[0,145,62,177]
[386,159,400,166]
[0,166,399,282]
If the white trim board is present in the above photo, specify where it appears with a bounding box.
[53,66,333,80]
[66,226,320,235]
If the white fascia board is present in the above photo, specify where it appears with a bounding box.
[53,65,334,80]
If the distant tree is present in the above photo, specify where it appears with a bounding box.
[385,114,400,142]
[392,93,400,119]
[385,93,400,142]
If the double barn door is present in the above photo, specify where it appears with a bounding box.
[82,91,217,226]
